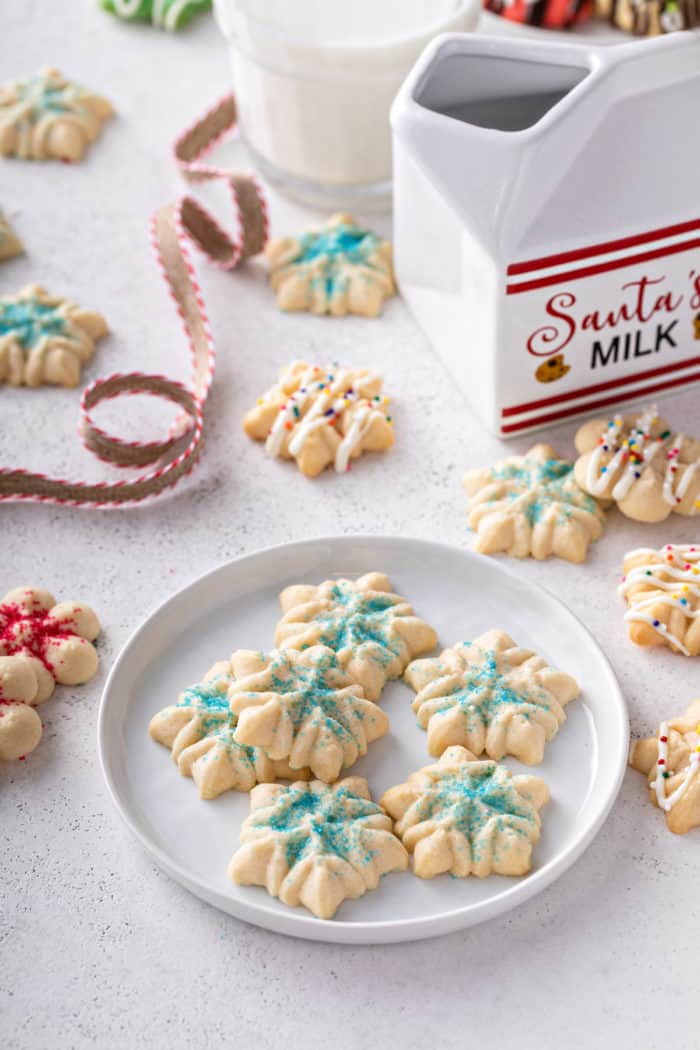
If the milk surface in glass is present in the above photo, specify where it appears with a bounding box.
[214,0,481,208]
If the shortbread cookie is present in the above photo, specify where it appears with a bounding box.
[463,443,605,563]
[0,655,44,761]
[228,647,389,782]
[381,746,549,879]
[0,284,108,387]
[404,629,579,764]
[229,777,408,919]
[0,68,113,162]
[275,572,438,701]
[630,700,700,834]
[0,213,22,261]
[100,0,212,29]
[574,406,700,522]
[149,660,309,799]
[0,587,100,703]
[266,213,395,317]
[619,545,700,656]
[243,360,394,477]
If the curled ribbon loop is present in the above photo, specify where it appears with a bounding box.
[0,94,268,507]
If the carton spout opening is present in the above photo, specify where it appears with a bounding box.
[414,53,590,132]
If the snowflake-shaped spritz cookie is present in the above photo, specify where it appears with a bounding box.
[0,68,113,162]
[243,360,394,477]
[463,443,605,563]
[266,213,395,317]
[381,746,549,878]
[619,545,700,656]
[0,284,108,387]
[630,699,700,835]
[100,0,211,30]
[574,406,700,522]
[229,777,408,919]
[275,573,438,701]
[228,647,389,782]
[149,659,308,799]
[0,588,100,760]
[0,212,22,261]
[404,629,579,765]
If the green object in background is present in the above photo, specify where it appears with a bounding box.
[100,0,212,31]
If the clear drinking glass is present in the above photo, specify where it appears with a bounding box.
[213,0,481,210]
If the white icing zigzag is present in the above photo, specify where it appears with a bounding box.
[586,406,700,511]
[654,720,700,811]
[619,544,700,655]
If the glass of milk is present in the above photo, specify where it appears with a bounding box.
[213,0,481,209]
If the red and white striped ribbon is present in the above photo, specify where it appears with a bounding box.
[0,94,268,507]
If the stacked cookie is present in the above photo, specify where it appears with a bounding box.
[150,573,581,919]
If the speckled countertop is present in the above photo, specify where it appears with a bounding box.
[1,5,697,1049]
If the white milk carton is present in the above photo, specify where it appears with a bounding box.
[392,32,700,436]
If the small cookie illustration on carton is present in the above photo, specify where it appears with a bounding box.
[535,353,570,383]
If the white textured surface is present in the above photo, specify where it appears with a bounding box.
[0,4,697,1048]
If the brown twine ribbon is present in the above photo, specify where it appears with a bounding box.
[0,94,268,507]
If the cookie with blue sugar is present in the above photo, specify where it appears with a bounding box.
[229,776,408,919]
[464,442,605,562]
[275,572,438,700]
[0,68,112,162]
[149,659,309,800]
[381,745,549,879]
[228,646,389,783]
[266,213,395,317]
[404,629,580,765]
[0,284,108,387]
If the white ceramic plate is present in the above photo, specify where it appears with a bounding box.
[98,536,628,944]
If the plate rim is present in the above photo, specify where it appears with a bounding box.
[97,534,629,944]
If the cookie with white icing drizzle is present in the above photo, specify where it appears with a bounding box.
[619,545,700,656]
[574,406,700,522]
[243,360,394,477]
[630,699,700,834]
